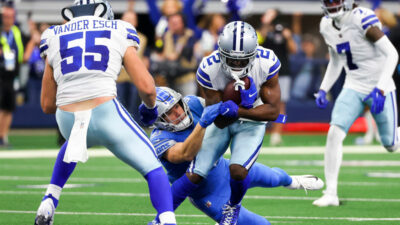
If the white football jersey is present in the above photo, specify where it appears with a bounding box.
[196,46,280,105]
[320,7,395,95]
[40,16,139,106]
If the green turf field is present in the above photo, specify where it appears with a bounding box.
[1,132,398,225]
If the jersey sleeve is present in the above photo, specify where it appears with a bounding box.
[196,57,216,90]
[184,95,205,118]
[116,20,140,54]
[150,130,177,158]
[353,7,382,35]
[264,50,281,80]
[39,26,55,59]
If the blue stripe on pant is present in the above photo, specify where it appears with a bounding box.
[56,99,160,176]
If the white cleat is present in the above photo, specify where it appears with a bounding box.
[312,192,339,207]
[34,198,55,225]
[285,175,324,191]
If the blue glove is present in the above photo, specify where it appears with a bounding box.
[240,76,258,109]
[315,90,329,109]
[363,87,386,114]
[220,100,239,118]
[139,103,158,126]
[199,102,222,128]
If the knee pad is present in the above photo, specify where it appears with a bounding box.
[327,125,346,144]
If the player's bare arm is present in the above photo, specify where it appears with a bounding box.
[124,46,156,108]
[163,124,207,163]
[365,26,384,43]
[200,86,223,106]
[40,59,57,114]
[238,74,280,121]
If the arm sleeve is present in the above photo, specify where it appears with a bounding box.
[319,47,344,92]
[374,35,399,91]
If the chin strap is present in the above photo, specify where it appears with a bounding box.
[61,3,106,21]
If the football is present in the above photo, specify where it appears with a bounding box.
[222,76,251,104]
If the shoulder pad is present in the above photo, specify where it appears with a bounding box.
[352,7,382,32]
[39,26,55,58]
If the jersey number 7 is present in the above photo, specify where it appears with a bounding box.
[336,42,358,70]
[60,30,111,75]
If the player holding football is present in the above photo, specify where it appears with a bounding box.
[313,0,399,207]
[34,1,177,224]
[146,86,324,225]
[158,21,287,225]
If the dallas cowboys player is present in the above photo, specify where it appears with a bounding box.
[147,86,324,225]
[313,0,399,207]
[34,1,176,224]
[162,21,284,225]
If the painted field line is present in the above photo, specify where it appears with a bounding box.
[0,145,395,159]
[1,210,400,222]
[0,176,144,183]
[1,190,400,203]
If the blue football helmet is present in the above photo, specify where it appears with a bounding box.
[62,0,114,21]
[154,87,193,132]
[218,21,258,79]
[321,0,354,19]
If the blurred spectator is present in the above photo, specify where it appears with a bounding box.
[258,9,297,146]
[375,8,397,35]
[0,6,26,147]
[116,9,148,124]
[291,34,327,101]
[161,13,197,96]
[195,13,226,58]
[146,0,183,39]
[23,22,49,106]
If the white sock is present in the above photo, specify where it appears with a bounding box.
[159,211,176,225]
[45,184,62,200]
[324,125,346,196]
[364,111,374,143]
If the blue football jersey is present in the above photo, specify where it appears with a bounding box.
[150,95,204,183]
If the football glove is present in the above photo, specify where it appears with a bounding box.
[139,103,158,126]
[240,76,258,109]
[363,87,386,114]
[199,102,222,128]
[220,100,239,118]
[315,90,329,109]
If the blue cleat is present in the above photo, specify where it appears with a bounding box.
[219,201,241,225]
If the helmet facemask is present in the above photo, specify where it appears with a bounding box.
[218,21,258,79]
[62,0,114,21]
[321,0,354,19]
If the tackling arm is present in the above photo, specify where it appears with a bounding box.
[237,75,280,121]
[124,46,156,108]
[366,26,399,93]
[40,59,57,114]
[319,47,343,92]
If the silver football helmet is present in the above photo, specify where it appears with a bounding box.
[62,0,114,21]
[154,87,193,132]
[321,0,354,19]
[218,21,258,79]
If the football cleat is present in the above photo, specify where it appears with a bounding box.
[285,175,324,192]
[34,198,55,225]
[219,201,241,225]
[312,191,339,207]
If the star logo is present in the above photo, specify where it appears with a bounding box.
[205,201,212,208]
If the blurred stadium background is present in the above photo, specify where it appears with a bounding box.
[0,0,400,224]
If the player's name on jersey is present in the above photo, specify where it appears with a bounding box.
[53,19,118,35]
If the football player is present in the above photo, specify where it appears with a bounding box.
[156,21,288,225]
[146,86,324,225]
[313,0,399,207]
[35,1,176,224]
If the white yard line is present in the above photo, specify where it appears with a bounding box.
[1,190,400,203]
[0,176,144,183]
[0,145,396,159]
[1,210,400,222]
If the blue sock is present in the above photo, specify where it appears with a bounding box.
[171,174,199,210]
[145,167,174,214]
[50,141,77,187]
[230,175,250,205]
[248,163,292,188]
